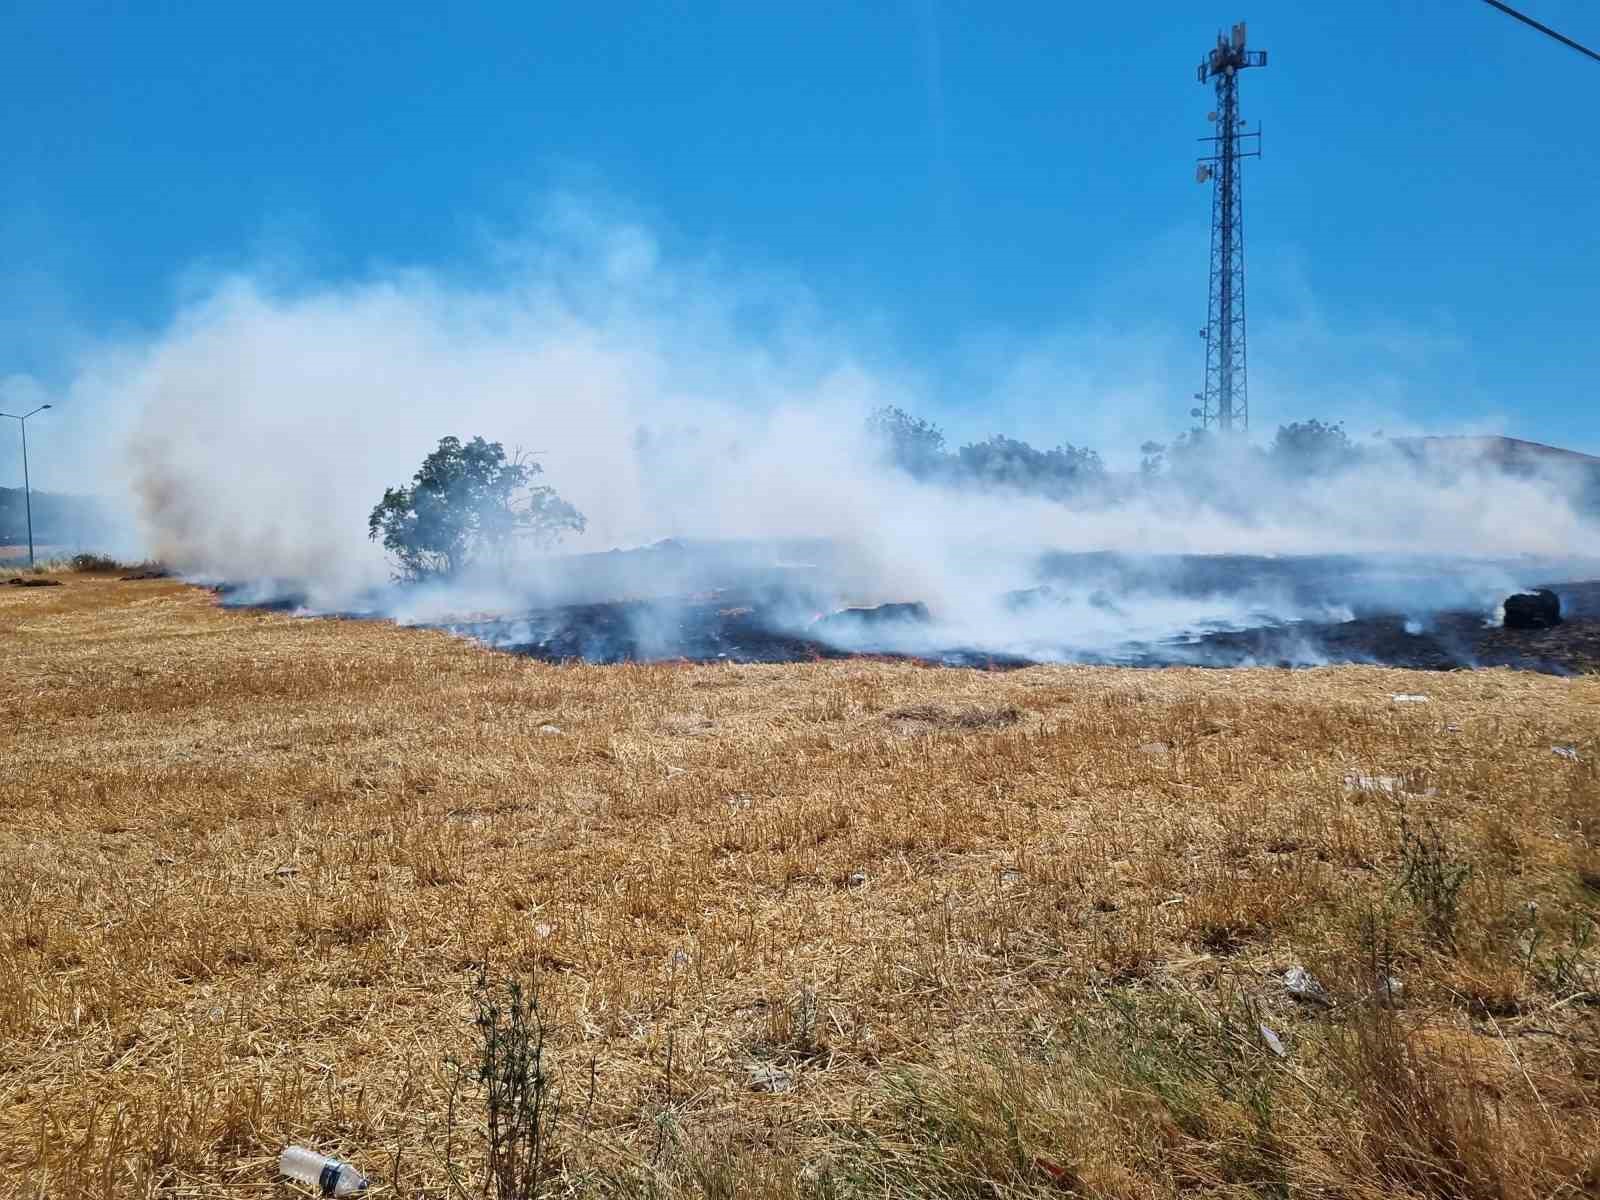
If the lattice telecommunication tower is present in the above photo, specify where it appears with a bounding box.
[1193,21,1266,434]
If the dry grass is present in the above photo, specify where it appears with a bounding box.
[2,578,1599,1199]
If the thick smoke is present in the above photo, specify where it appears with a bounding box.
[36,207,1600,657]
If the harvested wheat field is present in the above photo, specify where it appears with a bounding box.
[3,574,1599,1199]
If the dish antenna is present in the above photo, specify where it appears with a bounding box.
[1196,163,1213,184]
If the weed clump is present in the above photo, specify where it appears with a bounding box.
[447,973,561,1200]
[1397,806,1473,949]
[68,552,125,572]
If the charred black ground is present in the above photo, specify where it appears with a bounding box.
[431,582,1600,673]
[216,546,1600,675]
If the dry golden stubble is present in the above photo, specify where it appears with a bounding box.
[2,578,1597,1197]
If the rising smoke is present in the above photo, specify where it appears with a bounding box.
[32,204,1600,662]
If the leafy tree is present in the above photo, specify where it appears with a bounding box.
[368,436,585,581]
[1138,440,1167,478]
[866,406,949,478]
[1162,426,1227,476]
[1269,419,1361,475]
[954,435,1104,499]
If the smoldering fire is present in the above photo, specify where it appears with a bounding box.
[23,215,1600,668]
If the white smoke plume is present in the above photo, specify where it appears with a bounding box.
[35,202,1600,654]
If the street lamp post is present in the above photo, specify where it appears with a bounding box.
[0,404,52,568]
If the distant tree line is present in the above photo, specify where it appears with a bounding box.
[365,409,1531,583]
[866,406,1106,498]
[866,406,1366,502]
[1144,418,1363,477]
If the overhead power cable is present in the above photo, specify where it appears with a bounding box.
[1480,0,1600,66]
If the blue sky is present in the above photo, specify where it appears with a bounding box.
[4,0,1599,467]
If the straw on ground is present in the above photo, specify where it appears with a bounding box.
[2,575,1598,1198]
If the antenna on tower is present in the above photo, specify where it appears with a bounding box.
[1193,20,1266,434]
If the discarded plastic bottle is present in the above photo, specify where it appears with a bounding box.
[279,1146,368,1196]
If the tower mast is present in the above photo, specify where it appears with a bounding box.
[1195,21,1266,434]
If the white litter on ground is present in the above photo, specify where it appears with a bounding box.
[1259,1024,1288,1057]
[1284,965,1333,1007]
[1344,773,1403,795]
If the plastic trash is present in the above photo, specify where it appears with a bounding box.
[1553,745,1580,762]
[1343,772,1402,795]
[749,1065,794,1093]
[1284,964,1332,1007]
[1374,973,1404,1008]
[1258,1023,1288,1058]
[1390,693,1430,704]
[279,1146,367,1196]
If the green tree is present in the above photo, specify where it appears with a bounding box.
[1138,440,1167,477]
[866,406,949,478]
[1164,426,1219,475]
[954,435,1104,499]
[368,436,585,581]
[1269,419,1360,475]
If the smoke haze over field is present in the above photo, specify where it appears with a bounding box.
[22,206,1600,657]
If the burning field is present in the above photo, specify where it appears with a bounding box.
[4,572,1600,1198]
[226,542,1600,676]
